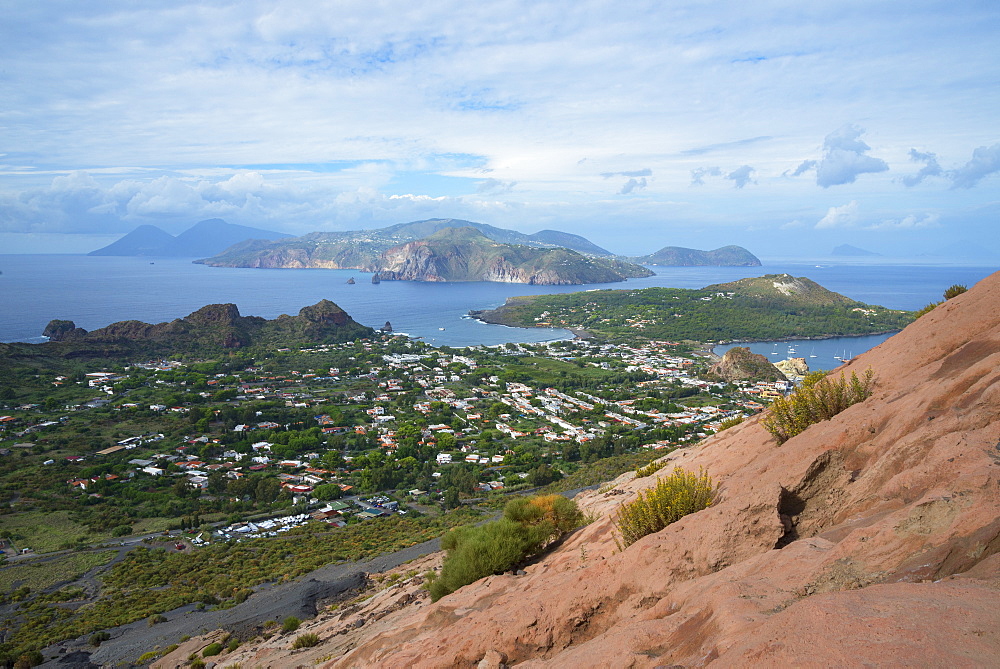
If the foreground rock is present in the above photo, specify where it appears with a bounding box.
[172,271,1000,667]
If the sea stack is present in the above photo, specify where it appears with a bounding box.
[381,321,393,333]
[346,277,355,284]
[371,273,381,284]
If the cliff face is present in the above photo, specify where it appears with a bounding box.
[39,300,373,356]
[376,227,652,284]
[203,271,1000,668]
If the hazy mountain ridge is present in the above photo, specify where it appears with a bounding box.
[196,218,615,273]
[89,219,292,257]
[633,244,761,266]
[200,224,651,284]
[831,243,880,256]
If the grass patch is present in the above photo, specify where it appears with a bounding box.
[0,550,116,594]
[291,632,320,649]
[0,510,97,553]
[542,451,661,493]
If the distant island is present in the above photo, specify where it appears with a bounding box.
[199,221,651,285]
[195,218,758,282]
[375,227,652,284]
[89,218,291,257]
[471,273,913,343]
[831,244,879,256]
[630,244,761,267]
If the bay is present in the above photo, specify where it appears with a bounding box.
[0,254,995,349]
[713,334,896,372]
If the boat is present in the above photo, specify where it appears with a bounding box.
[809,347,817,358]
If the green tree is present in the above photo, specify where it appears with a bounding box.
[313,483,342,501]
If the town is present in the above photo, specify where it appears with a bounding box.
[0,334,793,553]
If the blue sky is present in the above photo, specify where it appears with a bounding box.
[1,1,998,258]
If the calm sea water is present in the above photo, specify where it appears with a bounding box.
[0,255,995,351]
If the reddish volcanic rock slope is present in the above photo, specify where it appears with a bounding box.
[315,271,1000,668]
[203,272,998,669]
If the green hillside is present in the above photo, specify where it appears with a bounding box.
[472,274,914,342]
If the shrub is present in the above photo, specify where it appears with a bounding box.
[715,415,744,432]
[281,616,301,633]
[291,633,321,649]
[226,638,240,652]
[89,631,110,647]
[943,284,968,299]
[136,651,161,663]
[915,301,940,318]
[202,642,223,657]
[613,468,714,550]
[503,494,582,534]
[634,460,667,478]
[429,494,583,602]
[147,613,167,627]
[762,369,874,444]
[190,659,206,669]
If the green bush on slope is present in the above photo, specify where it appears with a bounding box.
[429,494,583,602]
[613,468,715,550]
[762,369,875,444]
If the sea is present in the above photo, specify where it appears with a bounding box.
[0,255,996,365]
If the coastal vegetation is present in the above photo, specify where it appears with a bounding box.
[473,275,914,344]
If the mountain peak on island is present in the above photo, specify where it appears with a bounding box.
[89,219,291,257]
[376,226,652,284]
[40,299,373,355]
[633,244,761,266]
[831,243,880,256]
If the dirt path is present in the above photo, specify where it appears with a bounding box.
[44,536,442,667]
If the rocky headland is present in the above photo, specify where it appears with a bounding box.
[34,300,373,358]
[165,270,1000,667]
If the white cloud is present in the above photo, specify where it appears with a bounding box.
[869,213,940,230]
[618,177,648,195]
[902,149,942,187]
[690,167,722,186]
[950,143,1000,189]
[726,165,756,189]
[0,2,998,252]
[815,201,860,229]
[813,125,889,188]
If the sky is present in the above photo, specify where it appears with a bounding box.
[1,1,999,258]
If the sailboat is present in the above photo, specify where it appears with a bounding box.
[809,347,817,358]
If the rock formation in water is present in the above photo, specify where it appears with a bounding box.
[774,356,809,379]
